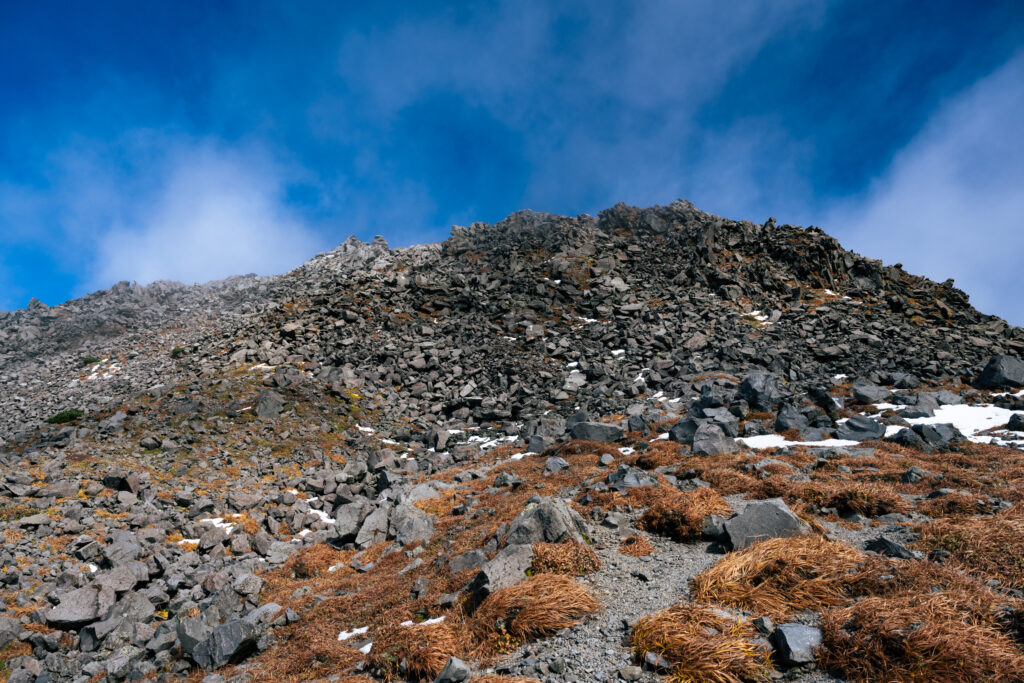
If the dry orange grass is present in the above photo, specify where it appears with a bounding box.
[914,510,1024,588]
[244,627,365,682]
[820,591,1024,682]
[917,492,988,517]
[531,541,600,576]
[471,574,600,651]
[691,536,869,621]
[618,535,654,557]
[368,622,462,681]
[630,602,772,683]
[638,487,731,542]
[287,543,352,578]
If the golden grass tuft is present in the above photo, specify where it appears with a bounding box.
[531,541,600,576]
[691,536,869,621]
[471,574,600,650]
[819,591,1024,683]
[245,628,364,682]
[287,543,350,578]
[368,622,462,682]
[914,510,1024,588]
[630,602,772,683]
[618,535,654,557]
[637,487,731,542]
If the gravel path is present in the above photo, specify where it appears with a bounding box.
[489,504,846,683]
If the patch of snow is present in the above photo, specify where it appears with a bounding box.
[199,518,236,535]
[357,425,375,433]
[653,432,669,441]
[610,349,626,357]
[177,538,199,546]
[87,563,98,573]
[873,403,905,411]
[737,435,861,449]
[338,626,369,641]
[400,616,446,627]
[309,509,332,524]
[904,404,1023,443]
[833,374,848,381]
[618,447,635,456]
[328,562,346,572]
[359,641,373,654]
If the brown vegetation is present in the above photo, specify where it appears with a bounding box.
[531,541,600,576]
[631,602,772,683]
[618,535,654,557]
[637,487,731,542]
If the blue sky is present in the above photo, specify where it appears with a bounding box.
[1,1,1022,323]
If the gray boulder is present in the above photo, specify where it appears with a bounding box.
[738,371,783,410]
[192,619,258,669]
[46,585,117,628]
[503,497,589,546]
[467,544,534,604]
[355,503,391,548]
[433,656,472,683]
[724,499,809,550]
[1007,413,1024,431]
[569,421,624,442]
[976,354,1024,389]
[772,623,821,665]
[774,404,809,432]
[836,415,885,441]
[668,418,701,444]
[852,382,891,404]
[691,422,738,456]
[390,503,435,546]
[254,389,285,419]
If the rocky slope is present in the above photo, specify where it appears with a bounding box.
[1,200,1023,683]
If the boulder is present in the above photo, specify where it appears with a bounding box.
[569,421,624,442]
[976,355,1024,389]
[724,499,809,550]
[355,504,391,548]
[503,497,590,546]
[668,418,701,445]
[691,422,738,456]
[467,544,534,604]
[771,624,821,665]
[192,619,258,669]
[738,371,783,410]
[390,503,435,546]
[836,415,885,441]
[254,390,285,419]
[46,585,117,628]
[852,382,891,404]
[433,656,472,683]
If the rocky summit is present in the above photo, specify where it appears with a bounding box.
[1,200,1024,683]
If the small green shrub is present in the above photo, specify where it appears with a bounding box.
[79,356,102,366]
[45,409,83,424]
[170,347,187,358]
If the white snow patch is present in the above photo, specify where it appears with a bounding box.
[653,432,669,441]
[86,563,98,573]
[833,374,848,381]
[904,403,1023,443]
[737,435,861,450]
[611,349,626,357]
[618,447,635,456]
[199,517,236,535]
[357,425,375,433]
[359,641,374,654]
[873,403,905,411]
[338,626,369,641]
[328,562,346,572]
[309,509,332,524]
[400,616,446,627]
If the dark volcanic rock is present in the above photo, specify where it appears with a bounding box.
[976,354,1024,389]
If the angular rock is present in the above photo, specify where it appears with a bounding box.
[691,422,738,456]
[569,421,623,442]
[467,544,534,604]
[503,497,589,546]
[433,656,471,683]
[390,503,435,546]
[976,354,1024,389]
[46,585,117,628]
[772,623,821,665]
[724,499,809,550]
[836,415,885,441]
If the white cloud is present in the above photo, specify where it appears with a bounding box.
[825,51,1024,325]
[90,142,325,288]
